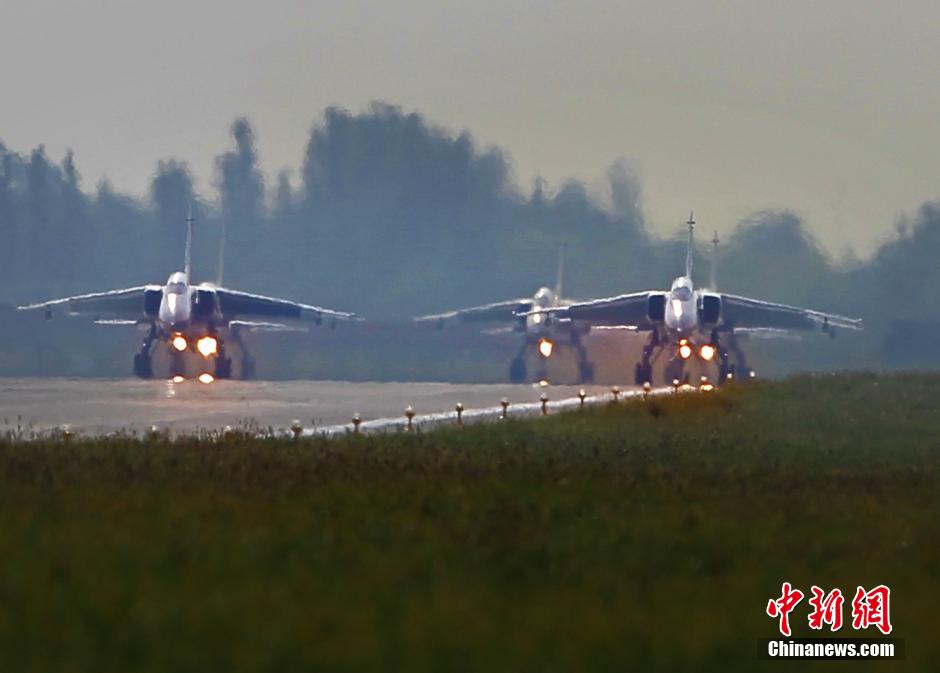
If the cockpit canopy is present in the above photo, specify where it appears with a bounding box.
[670,276,693,302]
[166,272,188,295]
[533,287,555,309]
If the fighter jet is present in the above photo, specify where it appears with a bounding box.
[535,213,862,385]
[414,246,594,383]
[18,210,358,380]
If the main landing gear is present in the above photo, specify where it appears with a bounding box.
[634,330,752,386]
[224,325,255,380]
[210,329,255,379]
[634,331,661,385]
[214,342,233,379]
[573,334,595,383]
[507,333,595,384]
[131,325,256,380]
[211,341,254,379]
[133,325,157,379]
[718,331,753,383]
[509,345,528,384]
[241,353,256,380]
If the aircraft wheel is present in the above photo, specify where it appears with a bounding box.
[241,353,256,380]
[215,355,233,379]
[169,354,185,378]
[634,362,652,386]
[133,353,153,379]
[579,361,595,384]
[718,362,731,386]
[664,360,684,385]
[508,356,527,384]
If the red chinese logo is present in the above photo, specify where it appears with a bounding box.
[766,582,892,636]
[766,582,804,637]
[807,586,844,631]
[851,585,892,635]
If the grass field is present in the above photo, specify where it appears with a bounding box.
[1,373,937,671]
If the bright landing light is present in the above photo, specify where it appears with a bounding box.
[699,344,716,361]
[196,335,219,358]
[198,373,215,385]
[678,339,693,360]
[172,375,185,383]
[171,334,188,352]
[538,338,554,358]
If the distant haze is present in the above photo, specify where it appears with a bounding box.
[2,0,939,255]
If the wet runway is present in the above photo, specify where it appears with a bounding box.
[0,377,636,436]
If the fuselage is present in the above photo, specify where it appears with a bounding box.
[663,275,699,336]
[158,271,193,330]
[524,286,559,336]
[152,271,226,360]
[660,275,723,367]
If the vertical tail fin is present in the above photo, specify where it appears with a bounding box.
[685,211,695,280]
[554,243,566,300]
[216,215,227,286]
[184,204,194,282]
[710,230,720,290]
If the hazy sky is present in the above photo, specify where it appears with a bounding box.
[2,0,938,255]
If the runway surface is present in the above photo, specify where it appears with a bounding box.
[0,377,639,436]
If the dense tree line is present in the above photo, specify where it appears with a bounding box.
[1,102,938,368]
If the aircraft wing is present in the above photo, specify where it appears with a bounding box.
[213,287,359,324]
[414,298,534,325]
[731,327,805,341]
[719,293,862,332]
[548,291,653,327]
[17,286,159,318]
[94,319,146,326]
[228,320,309,333]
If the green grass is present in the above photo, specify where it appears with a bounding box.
[1,373,938,672]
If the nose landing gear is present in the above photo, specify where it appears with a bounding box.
[169,351,186,379]
[663,357,690,386]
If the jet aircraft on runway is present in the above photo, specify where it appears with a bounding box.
[414,247,595,383]
[18,211,358,380]
[535,213,862,385]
